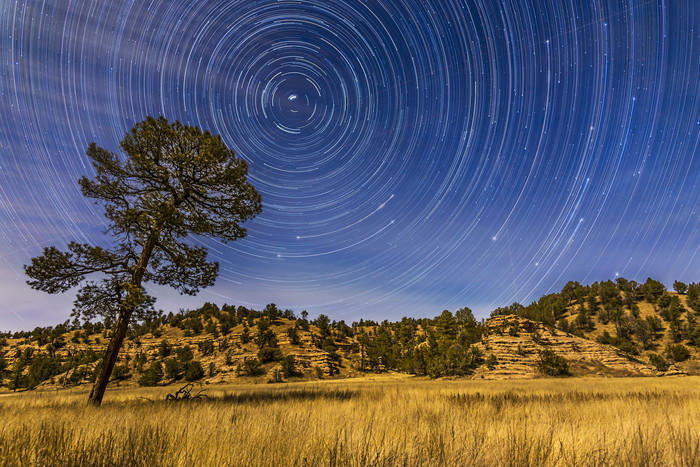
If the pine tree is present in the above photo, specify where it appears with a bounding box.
[24,117,261,405]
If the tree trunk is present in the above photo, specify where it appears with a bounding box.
[87,233,159,406]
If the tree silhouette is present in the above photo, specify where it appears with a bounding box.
[25,116,261,405]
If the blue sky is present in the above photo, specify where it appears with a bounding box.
[1,0,698,330]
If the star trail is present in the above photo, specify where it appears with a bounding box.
[1,0,698,329]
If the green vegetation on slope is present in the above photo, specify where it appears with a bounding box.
[0,278,698,390]
[495,278,700,365]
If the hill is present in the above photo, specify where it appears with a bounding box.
[491,278,700,375]
[0,278,698,391]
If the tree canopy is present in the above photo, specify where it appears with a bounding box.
[25,116,262,405]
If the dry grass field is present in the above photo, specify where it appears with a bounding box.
[1,375,699,466]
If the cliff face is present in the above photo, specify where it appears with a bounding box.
[473,315,664,379]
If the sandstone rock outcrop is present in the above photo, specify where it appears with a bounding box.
[473,315,657,379]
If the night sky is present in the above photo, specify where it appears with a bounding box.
[1,0,698,330]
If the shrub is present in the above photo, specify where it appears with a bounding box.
[176,345,194,363]
[111,364,130,382]
[134,352,147,371]
[557,319,570,333]
[243,358,264,376]
[537,349,569,376]
[281,355,300,378]
[646,315,664,333]
[138,361,163,387]
[164,358,183,380]
[205,319,218,336]
[287,326,301,346]
[613,338,639,356]
[256,329,278,349]
[674,280,688,294]
[26,354,63,388]
[597,332,639,355]
[197,339,215,356]
[258,346,283,363]
[531,330,542,344]
[649,353,669,371]
[185,361,204,381]
[8,361,27,390]
[485,354,498,370]
[158,340,172,358]
[240,326,251,344]
[666,343,690,362]
[184,317,203,336]
[641,278,666,303]
[225,350,234,366]
[66,365,89,385]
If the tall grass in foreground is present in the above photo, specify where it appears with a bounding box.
[1,376,699,466]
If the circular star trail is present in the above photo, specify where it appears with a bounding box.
[0,0,698,329]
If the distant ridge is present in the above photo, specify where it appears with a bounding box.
[1,278,698,391]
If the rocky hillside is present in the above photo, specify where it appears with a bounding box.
[0,315,363,391]
[486,278,700,377]
[473,315,679,379]
[1,278,698,391]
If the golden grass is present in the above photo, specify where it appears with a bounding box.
[1,375,699,466]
